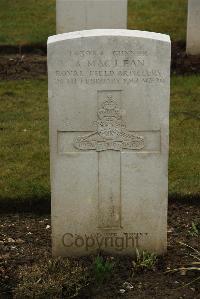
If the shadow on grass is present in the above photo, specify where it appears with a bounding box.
[0,194,51,214]
[169,193,200,206]
[0,41,186,55]
[0,41,187,56]
[0,43,47,55]
[0,193,199,215]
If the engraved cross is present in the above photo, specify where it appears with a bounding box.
[58,90,160,229]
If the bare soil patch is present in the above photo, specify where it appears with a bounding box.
[0,201,200,298]
[172,42,200,75]
[0,54,47,80]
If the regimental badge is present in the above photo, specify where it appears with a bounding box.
[73,95,144,151]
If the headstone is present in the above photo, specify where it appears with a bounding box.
[48,29,171,256]
[56,0,127,34]
[186,0,200,55]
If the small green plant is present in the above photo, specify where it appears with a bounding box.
[93,255,115,283]
[188,221,200,237]
[132,249,157,273]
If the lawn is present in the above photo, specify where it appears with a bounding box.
[0,0,187,46]
[0,76,199,210]
[0,80,50,210]
[170,75,200,198]
[0,0,55,46]
[128,0,187,42]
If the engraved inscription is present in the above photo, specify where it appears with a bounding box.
[55,47,166,85]
[73,95,144,152]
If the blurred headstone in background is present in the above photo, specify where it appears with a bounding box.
[187,0,200,55]
[56,0,127,34]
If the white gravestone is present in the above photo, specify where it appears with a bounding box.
[56,0,127,34]
[48,29,171,256]
[187,0,200,55]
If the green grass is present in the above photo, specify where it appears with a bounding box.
[0,0,55,46]
[0,79,50,207]
[170,75,200,197]
[0,0,187,46]
[0,76,199,209]
[128,0,187,42]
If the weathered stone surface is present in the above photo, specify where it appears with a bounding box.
[56,0,127,34]
[48,29,171,256]
[187,0,200,55]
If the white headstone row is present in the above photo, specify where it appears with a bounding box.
[48,29,171,256]
[57,0,200,56]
